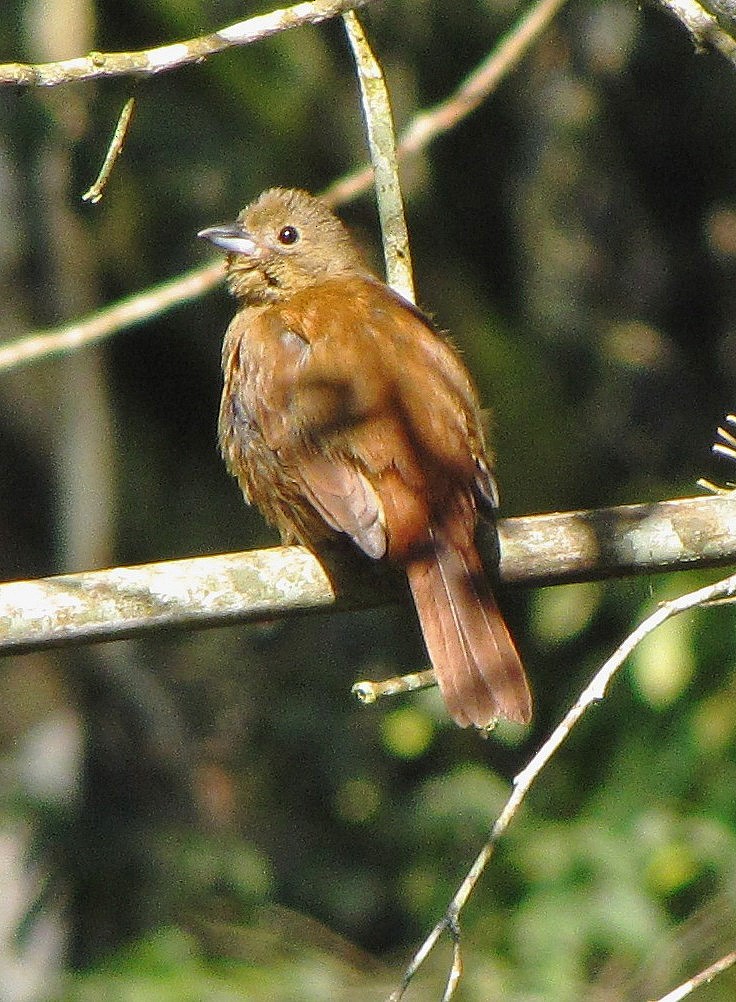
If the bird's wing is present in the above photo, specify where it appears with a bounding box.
[291,452,387,559]
[236,276,491,557]
[226,298,387,557]
[363,280,501,511]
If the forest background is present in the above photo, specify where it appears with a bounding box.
[2,0,736,998]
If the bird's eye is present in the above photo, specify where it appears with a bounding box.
[278,225,300,246]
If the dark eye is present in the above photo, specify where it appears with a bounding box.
[278,225,299,246]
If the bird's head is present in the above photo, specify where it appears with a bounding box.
[198,187,366,303]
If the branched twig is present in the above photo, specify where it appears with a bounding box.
[343,11,415,301]
[389,571,736,1000]
[650,949,736,1001]
[0,0,567,372]
[0,0,374,87]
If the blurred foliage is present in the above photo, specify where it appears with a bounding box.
[1,0,736,999]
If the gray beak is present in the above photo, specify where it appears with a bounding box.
[197,222,261,257]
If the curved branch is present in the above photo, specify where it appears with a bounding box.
[1,494,735,656]
[389,568,736,1000]
[657,0,736,65]
[0,0,373,87]
[0,0,570,371]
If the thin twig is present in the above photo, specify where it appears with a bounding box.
[712,412,736,464]
[697,413,736,492]
[0,0,374,87]
[0,0,567,373]
[0,261,223,374]
[324,0,571,206]
[649,949,736,1002]
[82,97,136,203]
[443,916,462,1002]
[343,11,415,302]
[389,571,736,1000]
[352,668,436,704]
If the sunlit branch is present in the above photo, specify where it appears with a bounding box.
[343,11,415,302]
[0,0,569,372]
[1,494,735,656]
[0,0,374,87]
[658,0,736,65]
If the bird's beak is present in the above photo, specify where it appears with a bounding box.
[197,222,262,257]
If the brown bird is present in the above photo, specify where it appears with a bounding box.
[198,188,531,728]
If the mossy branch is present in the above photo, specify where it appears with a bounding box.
[1,494,735,656]
[0,0,375,86]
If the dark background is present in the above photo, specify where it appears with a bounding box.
[1,0,736,998]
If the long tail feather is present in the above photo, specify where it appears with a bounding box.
[406,517,532,728]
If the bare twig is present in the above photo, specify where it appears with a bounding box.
[343,11,415,302]
[0,261,223,374]
[1,494,736,655]
[401,0,570,153]
[389,570,736,1000]
[352,668,436,704]
[697,413,736,492]
[0,0,567,373]
[0,0,374,87]
[712,412,736,464]
[650,949,736,1001]
[324,0,571,206]
[82,97,136,203]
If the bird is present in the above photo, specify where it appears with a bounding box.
[198,187,532,728]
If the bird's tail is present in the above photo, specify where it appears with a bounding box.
[405,509,532,728]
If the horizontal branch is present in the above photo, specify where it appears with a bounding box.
[496,492,736,585]
[1,494,735,656]
[0,0,372,87]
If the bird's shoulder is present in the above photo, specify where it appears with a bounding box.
[274,273,443,340]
